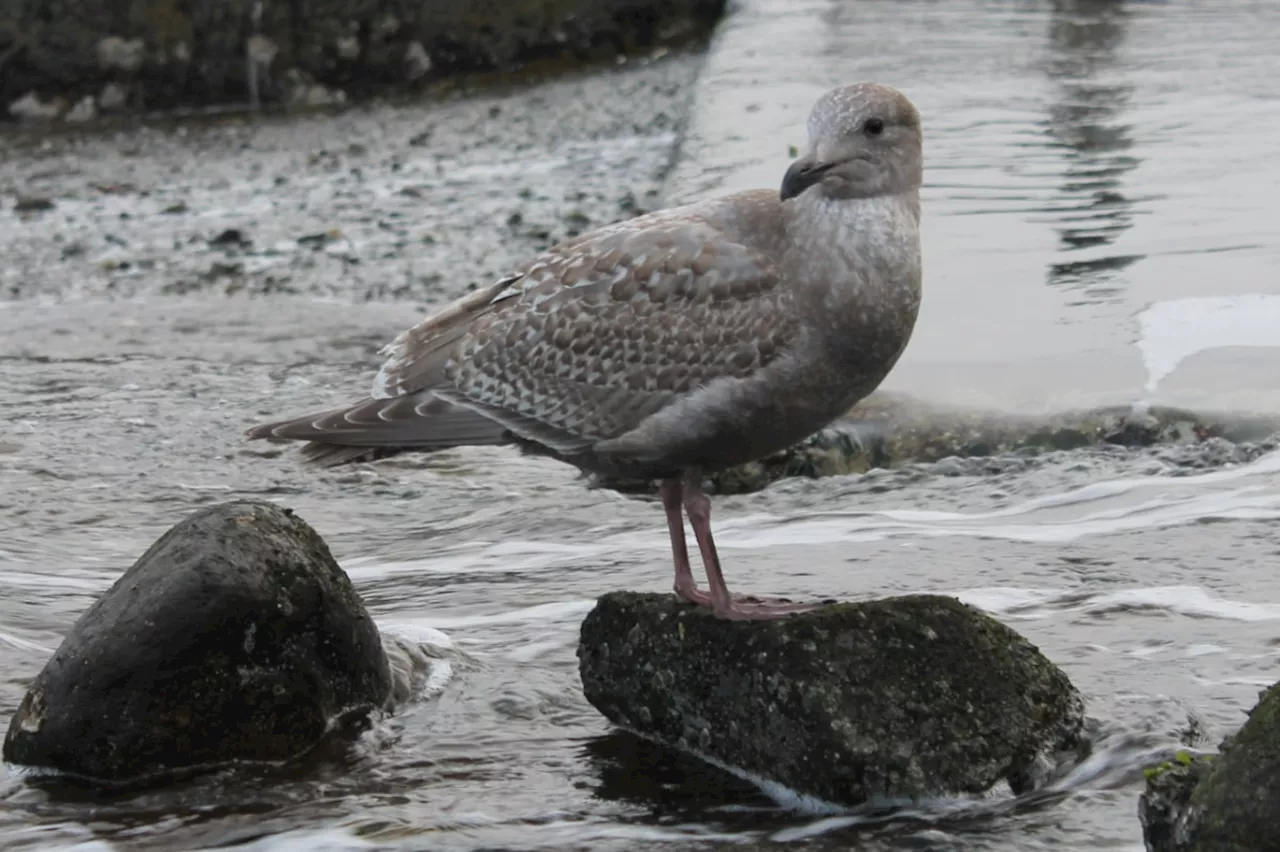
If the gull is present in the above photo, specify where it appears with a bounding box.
[247,82,924,619]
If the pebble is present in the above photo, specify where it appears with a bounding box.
[13,197,56,213]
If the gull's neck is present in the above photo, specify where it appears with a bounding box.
[783,189,920,283]
[781,188,923,376]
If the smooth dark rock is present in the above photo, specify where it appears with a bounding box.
[13,196,56,212]
[577,592,1085,808]
[1139,683,1280,851]
[209,227,250,248]
[3,500,391,784]
[2,0,726,119]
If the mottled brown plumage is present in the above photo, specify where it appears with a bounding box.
[247,82,925,619]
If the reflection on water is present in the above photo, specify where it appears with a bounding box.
[667,0,1280,413]
[1042,0,1143,302]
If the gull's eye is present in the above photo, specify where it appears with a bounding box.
[863,117,885,136]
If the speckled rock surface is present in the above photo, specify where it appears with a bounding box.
[2,499,391,785]
[1,0,725,119]
[1139,682,1280,852]
[577,591,1085,808]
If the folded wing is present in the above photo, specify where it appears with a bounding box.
[248,214,794,464]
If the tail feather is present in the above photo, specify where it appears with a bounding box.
[297,443,411,468]
[246,391,509,467]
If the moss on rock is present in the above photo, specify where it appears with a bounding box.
[577,591,1085,808]
[1140,683,1280,851]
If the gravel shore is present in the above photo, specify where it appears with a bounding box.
[1,48,703,303]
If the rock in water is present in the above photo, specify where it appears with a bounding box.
[577,592,1084,807]
[2,1,724,116]
[1139,682,1280,851]
[1139,753,1213,852]
[3,500,391,784]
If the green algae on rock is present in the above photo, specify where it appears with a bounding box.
[577,591,1086,808]
[1139,683,1280,852]
[2,500,391,786]
[1138,751,1214,852]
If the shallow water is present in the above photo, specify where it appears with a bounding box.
[3,1,1280,850]
[672,0,1280,414]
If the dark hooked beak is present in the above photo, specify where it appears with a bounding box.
[780,155,834,201]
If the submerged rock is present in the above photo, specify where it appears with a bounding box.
[596,392,1280,496]
[1139,683,1280,851]
[2,500,391,785]
[577,592,1085,808]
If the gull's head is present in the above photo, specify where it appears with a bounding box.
[780,82,923,202]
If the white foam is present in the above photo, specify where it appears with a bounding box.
[1090,586,1280,621]
[344,451,1280,606]
[952,587,1062,614]
[378,623,455,650]
[528,820,751,845]
[343,539,596,580]
[0,629,54,654]
[421,659,453,697]
[1136,294,1280,393]
[506,638,570,662]
[770,816,865,843]
[188,826,380,851]
[1043,738,1175,794]
[708,449,1280,547]
[377,624,457,700]
[956,584,1280,623]
[392,599,596,630]
[713,491,1280,546]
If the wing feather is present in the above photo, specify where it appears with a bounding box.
[370,272,522,399]
[431,217,795,447]
[250,211,795,464]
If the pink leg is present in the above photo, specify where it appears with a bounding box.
[661,478,712,607]
[681,475,822,620]
[679,478,733,613]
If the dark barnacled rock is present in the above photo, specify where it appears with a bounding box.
[1139,682,1280,851]
[578,592,1085,808]
[3,500,391,785]
[2,0,727,118]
